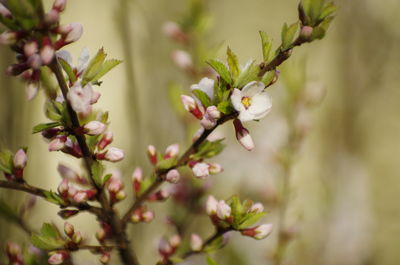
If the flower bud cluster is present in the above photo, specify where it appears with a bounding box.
[129,207,155,224]
[4,149,28,182]
[146,144,182,184]
[105,172,126,204]
[157,235,181,262]
[48,250,70,265]
[57,177,97,204]
[0,1,83,100]
[63,222,83,245]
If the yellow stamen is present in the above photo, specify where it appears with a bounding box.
[241,96,252,109]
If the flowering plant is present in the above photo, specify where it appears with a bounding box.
[0,0,335,264]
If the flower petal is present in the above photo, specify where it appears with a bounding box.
[248,92,272,119]
[231,88,244,112]
[241,81,265,97]
[238,111,255,122]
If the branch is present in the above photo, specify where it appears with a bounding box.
[121,113,238,226]
[48,58,141,265]
[0,180,104,217]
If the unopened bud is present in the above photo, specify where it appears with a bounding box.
[83,121,106,136]
[98,147,124,162]
[96,229,106,241]
[99,252,110,264]
[48,136,67,151]
[192,162,210,179]
[115,190,126,201]
[27,54,42,70]
[130,213,141,223]
[250,202,264,213]
[208,163,222,175]
[171,50,193,70]
[141,211,154,223]
[64,222,74,237]
[98,131,113,150]
[169,234,181,248]
[63,23,83,43]
[48,251,68,265]
[45,9,60,25]
[72,231,82,244]
[26,83,38,101]
[40,45,55,65]
[233,119,254,151]
[190,234,203,251]
[53,0,67,12]
[0,31,17,45]
[58,209,79,219]
[200,114,217,129]
[57,178,69,197]
[241,223,273,240]
[206,195,218,215]
[164,143,179,159]
[300,26,313,39]
[216,200,231,220]
[73,191,88,203]
[147,145,157,165]
[165,169,180,183]
[24,41,38,57]
[181,95,203,119]
[13,149,27,169]
[206,106,221,119]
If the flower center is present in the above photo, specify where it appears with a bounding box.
[241,96,252,109]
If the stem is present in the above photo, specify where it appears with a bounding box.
[122,113,237,226]
[48,59,140,265]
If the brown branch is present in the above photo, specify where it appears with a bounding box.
[121,113,238,227]
[48,59,140,265]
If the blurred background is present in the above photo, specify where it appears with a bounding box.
[1,0,400,264]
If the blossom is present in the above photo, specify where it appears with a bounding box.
[190,77,215,101]
[181,95,204,119]
[83,121,106,136]
[165,169,180,183]
[13,149,27,169]
[231,81,272,122]
[190,234,203,251]
[171,50,192,70]
[250,202,264,213]
[57,47,90,77]
[164,143,179,159]
[104,147,125,162]
[233,119,254,151]
[192,162,210,179]
[206,195,218,215]
[216,200,231,220]
[67,83,93,115]
[254,224,273,239]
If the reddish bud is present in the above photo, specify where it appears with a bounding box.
[147,145,157,165]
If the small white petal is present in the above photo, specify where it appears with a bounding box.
[241,81,265,97]
[231,88,244,112]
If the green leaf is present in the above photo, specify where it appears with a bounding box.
[311,16,334,40]
[91,59,122,84]
[45,101,63,122]
[156,158,178,171]
[43,191,65,205]
[40,223,60,238]
[192,89,212,108]
[91,161,104,187]
[261,70,276,86]
[227,47,240,79]
[234,60,259,88]
[32,122,61,134]
[58,58,77,84]
[238,212,266,229]
[31,223,65,250]
[192,139,225,160]
[281,22,299,50]
[259,31,272,62]
[0,150,13,174]
[319,2,337,21]
[207,59,232,84]
[102,174,112,187]
[217,101,234,115]
[206,256,220,265]
[82,48,107,85]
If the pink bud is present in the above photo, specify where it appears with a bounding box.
[181,95,203,119]
[169,234,181,248]
[48,251,68,265]
[45,9,60,25]
[141,211,154,223]
[0,31,17,45]
[72,231,82,244]
[73,191,88,203]
[216,200,231,220]
[107,177,123,193]
[171,50,192,70]
[63,23,83,43]
[200,114,217,129]
[24,41,38,57]
[158,238,172,256]
[48,136,67,151]
[206,195,218,215]
[27,54,42,69]
[233,119,254,151]
[99,252,110,264]
[53,0,66,12]
[190,234,203,251]
[132,167,142,193]
[208,163,222,175]
[162,21,187,43]
[300,26,313,39]
[147,145,157,165]
[250,202,264,213]
[164,143,179,159]
[64,222,74,237]
[241,224,273,240]
[13,149,27,169]
[0,4,12,18]
[96,228,106,241]
[84,121,106,136]
[98,131,113,150]
[6,242,21,257]
[192,162,210,179]
[103,147,124,162]
[206,106,221,120]
[40,45,55,65]
[165,169,180,183]
[25,83,38,101]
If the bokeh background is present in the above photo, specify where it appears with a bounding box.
[1,0,400,264]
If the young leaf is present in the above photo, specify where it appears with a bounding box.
[43,191,65,205]
[217,101,234,115]
[259,31,272,62]
[82,48,107,85]
[32,122,61,134]
[91,59,122,84]
[31,234,64,250]
[156,158,178,171]
[227,47,240,79]
[58,58,77,84]
[281,22,299,50]
[234,60,259,88]
[319,2,337,21]
[0,150,14,174]
[261,70,276,86]
[192,89,212,108]
[238,212,266,229]
[91,161,104,187]
[192,139,225,160]
[207,59,232,84]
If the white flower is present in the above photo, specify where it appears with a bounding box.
[192,162,210,179]
[57,48,90,77]
[190,234,203,251]
[231,81,272,122]
[67,83,93,115]
[216,200,231,220]
[250,202,264,213]
[13,149,27,168]
[104,147,125,162]
[206,195,218,215]
[84,121,106,136]
[171,50,192,70]
[254,224,273,239]
[165,169,180,183]
[190,77,215,101]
